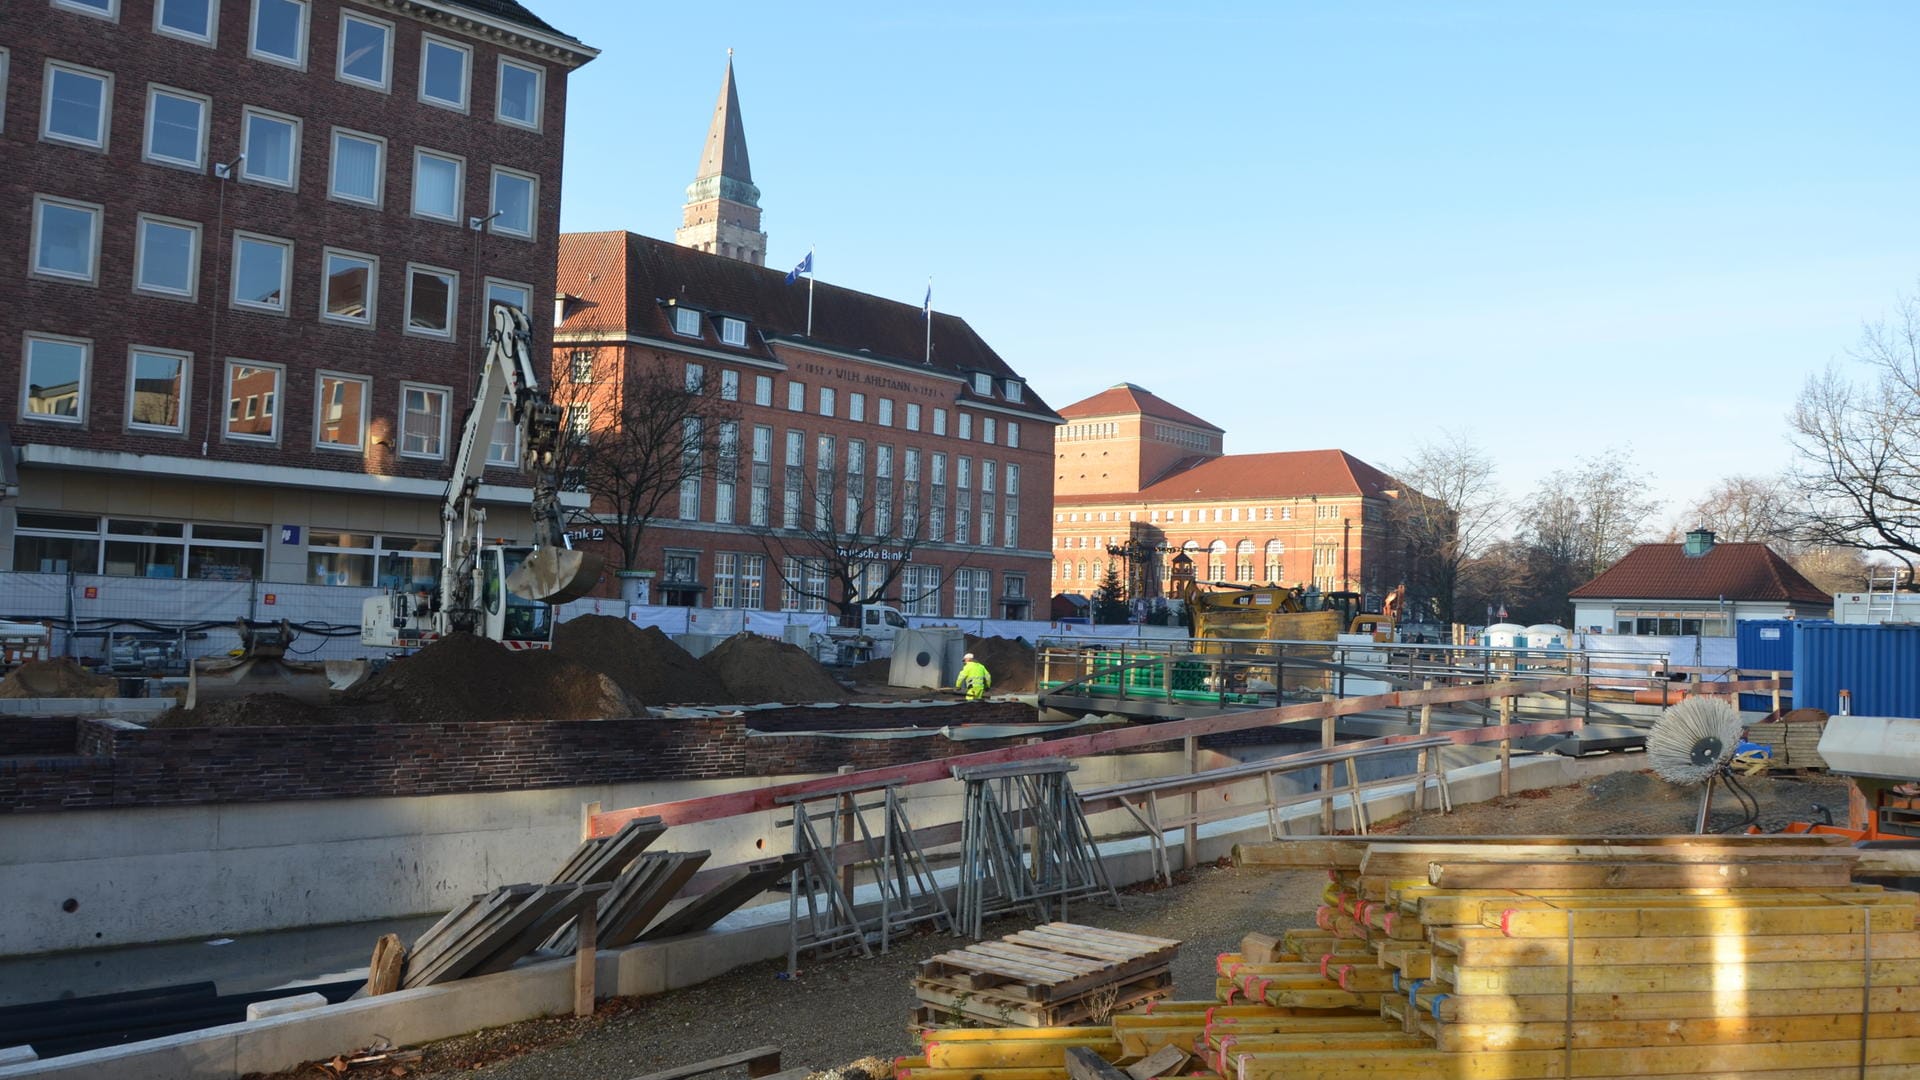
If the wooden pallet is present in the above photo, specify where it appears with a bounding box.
[914,969,1173,1028]
[920,924,1180,1002]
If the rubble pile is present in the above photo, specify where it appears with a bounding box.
[341,634,636,724]
[552,616,735,705]
[699,632,849,703]
[0,658,117,699]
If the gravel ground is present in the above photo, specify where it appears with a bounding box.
[245,763,1857,1080]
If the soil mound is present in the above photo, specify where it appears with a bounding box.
[0,658,116,699]
[341,633,638,723]
[700,633,847,703]
[553,616,734,705]
[847,656,893,685]
[964,635,1037,693]
[148,692,334,729]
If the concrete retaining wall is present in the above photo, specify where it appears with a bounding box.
[0,750,1644,1080]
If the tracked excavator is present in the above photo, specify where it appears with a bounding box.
[187,307,603,706]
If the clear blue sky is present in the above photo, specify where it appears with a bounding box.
[539,0,1920,525]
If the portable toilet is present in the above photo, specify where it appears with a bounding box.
[1480,623,1527,649]
[1524,624,1570,651]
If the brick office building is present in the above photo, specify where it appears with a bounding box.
[555,232,1061,618]
[1048,384,1406,610]
[1,0,593,588]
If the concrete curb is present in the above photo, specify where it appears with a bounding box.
[0,750,1643,1080]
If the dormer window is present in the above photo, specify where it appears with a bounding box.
[720,317,746,346]
[1004,379,1023,403]
[672,307,700,337]
[972,372,993,396]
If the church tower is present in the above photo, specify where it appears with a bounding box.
[675,53,767,266]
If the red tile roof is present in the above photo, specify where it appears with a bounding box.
[1058,384,1222,432]
[1056,449,1399,504]
[556,233,1059,422]
[1569,542,1830,604]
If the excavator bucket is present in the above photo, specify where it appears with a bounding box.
[187,654,336,709]
[507,545,604,605]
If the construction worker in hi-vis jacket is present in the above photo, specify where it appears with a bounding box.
[956,652,992,701]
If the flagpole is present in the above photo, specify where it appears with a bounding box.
[805,245,815,337]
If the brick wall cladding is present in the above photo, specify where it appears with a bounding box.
[3,1,572,482]
[0,702,1145,812]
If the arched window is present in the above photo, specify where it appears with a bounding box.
[1077,560,1087,582]
[1265,539,1285,582]
[1236,540,1255,582]
[1208,539,1228,582]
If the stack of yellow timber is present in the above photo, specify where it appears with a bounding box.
[1227,834,1920,1079]
[1741,708,1829,770]
[912,924,1181,1028]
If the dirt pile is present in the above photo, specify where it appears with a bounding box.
[0,658,116,699]
[700,633,848,703]
[965,635,1037,693]
[149,692,335,729]
[846,656,893,685]
[342,634,637,723]
[552,616,734,705]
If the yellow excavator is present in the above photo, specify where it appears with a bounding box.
[1181,581,1403,644]
[188,307,603,706]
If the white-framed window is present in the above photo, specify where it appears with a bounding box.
[679,417,703,520]
[672,306,700,336]
[488,167,536,238]
[405,264,457,337]
[30,195,101,284]
[230,232,291,312]
[21,334,90,424]
[567,350,593,384]
[750,424,772,526]
[314,371,369,450]
[754,374,772,406]
[399,383,450,458]
[240,107,300,188]
[144,85,208,169]
[42,61,112,150]
[719,370,739,401]
[933,408,947,436]
[1004,379,1024,403]
[818,386,835,417]
[786,380,804,411]
[418,34,470,112]
[308,531,438,588]
[134,214,199,299]
[906,403,921,431]
[954,568,991,619]
[321,248,376,326]
[335,11,391,91]
[14,516,266,580]
[1264,539,1284,582]
[972,372,992,395]
[566,403,590,442]
[720,316,746,346]
[127,346,189,433]
[683,362,704,390]
[483,278,531,337]
[782,557,828,614]
[711,553,737,609]
[154,0,216,45]
[1008,421,1020,449]
[958,413,971,440]
[329,129,384,206]
[53,0,117,20]
[487,397,519,465]
[983,417,995,444]
[496,57,543,129]
[223,359,282,441]
[411,148,462,222]
[249,0,308,68]
[848,392,866,422]
[902,564,941,616]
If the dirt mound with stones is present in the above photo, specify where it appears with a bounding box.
[338,633,639,724]
[553,616,735,706]
[149,692,336,729]
[700,632,848,703]
[0,658,117,699]
[965,635,1037,693]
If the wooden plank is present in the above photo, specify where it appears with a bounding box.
[927,1038,1117,1069]
[1239,932,1283,962]
[468,882,611,977]
[573,902,595,1017]
[1122,1043,1190,1080]
[589,679,1586,834]
[1413,983,1920,1023]
[639,855,801,941]
[1063,1046,1129,1080]
[628,1047,781,1080]
[1438,956,1920,995]
[1429,859,1855,890]
[364,933,404,997]
[1425,1010,1920,1052]
[1041,922,1183,950]
[411,884,574,987]
[1228,1038,1920,1080]
[1489,898,1914,937]
[1432,927,1920,966]
[600,851,710,948]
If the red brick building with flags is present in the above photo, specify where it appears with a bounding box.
[1048,383,1406,611]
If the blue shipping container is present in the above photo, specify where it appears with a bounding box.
[1736,619,1797,713]
[1793,622,1920,719]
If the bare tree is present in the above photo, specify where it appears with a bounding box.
[754,447,962,622]
[551,348,737,573]
[1787,287,1920,575]
[1508,449,1661,621]
[1684,474,1797,543]
[1390,431,1509,625]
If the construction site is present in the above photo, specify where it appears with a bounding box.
[5,589,1920,1080]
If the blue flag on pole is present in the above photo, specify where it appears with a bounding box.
[784,251,813,285]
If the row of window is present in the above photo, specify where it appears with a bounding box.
[669,424,1026,549]
[1152,423,1218,452]
[26,58,541,233]
[673,362,1024,450]
[12,512,442,588]
[1060,422,1116,441]
[665,550,1017,619]
[1054,504,1342,525]
[16,332,529,466]
[28,197,532,338]
[44,0,546,129]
